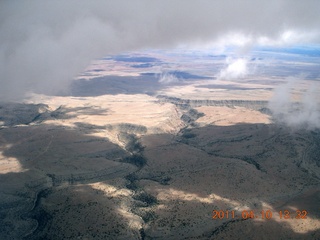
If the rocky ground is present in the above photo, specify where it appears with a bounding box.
[0,86,319,239]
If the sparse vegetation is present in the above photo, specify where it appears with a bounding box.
[182,132,197,139]
[125,172,138,182]
[118,132,145,153]
[125,173,139,190]
[133,192,158,206]
[122,154,146,168]
[160,176,171,185]
[141,211,156,223]
[1,47,320,240]
[139,228,146,240]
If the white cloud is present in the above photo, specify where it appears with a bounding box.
[158,72,180,84]
[218,58,249,80]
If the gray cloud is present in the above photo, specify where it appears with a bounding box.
[268,79,320,129]
[1,0,320,100]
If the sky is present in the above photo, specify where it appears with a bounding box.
[1,0,320,100]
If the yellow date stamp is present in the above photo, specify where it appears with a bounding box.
[212,209,308,220]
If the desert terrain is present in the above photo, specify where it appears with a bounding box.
[0,48,320,239]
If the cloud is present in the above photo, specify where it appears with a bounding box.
[218,58,249,80]
[268,79,320,129]
[158,72,180,84]
[1,0,320,100]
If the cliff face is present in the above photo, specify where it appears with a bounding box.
[157,95,269,111]
[106,123,148,135]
